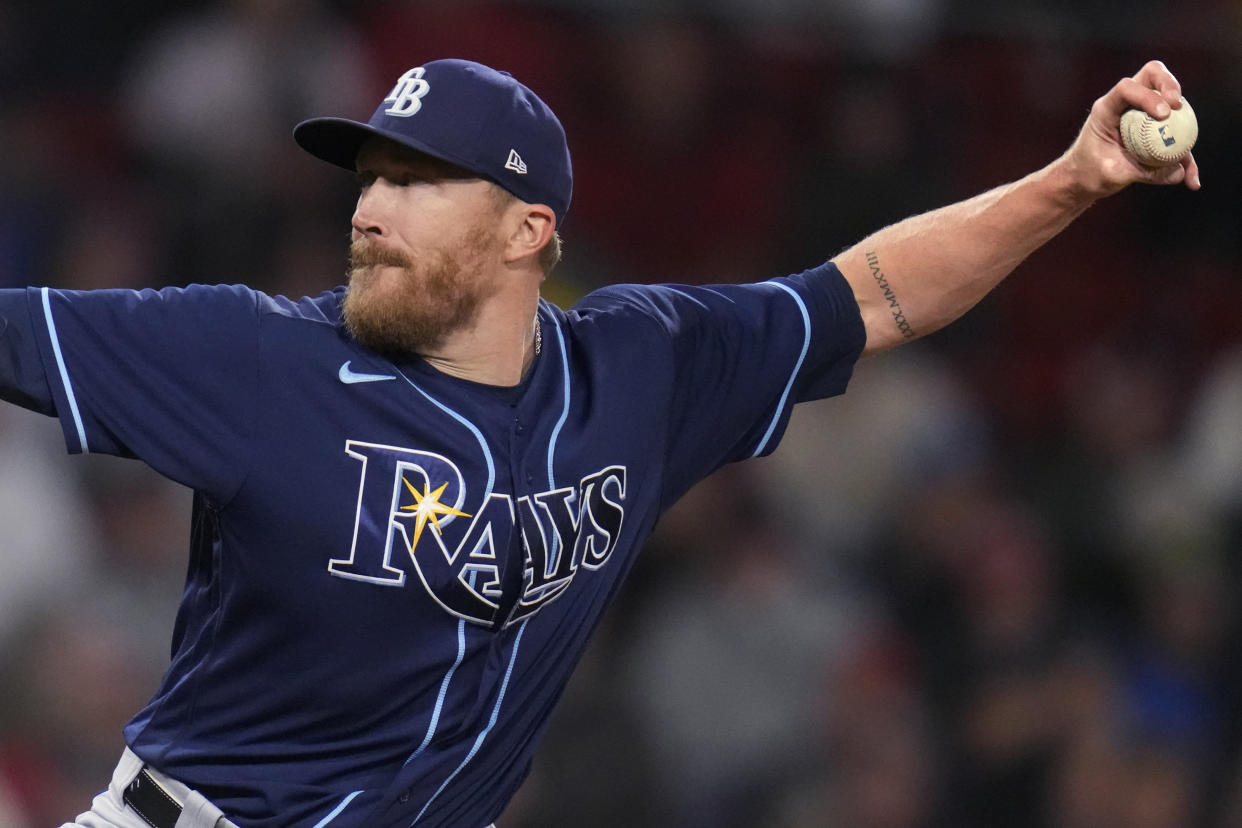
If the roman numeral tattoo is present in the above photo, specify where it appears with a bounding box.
[865,250,915,340]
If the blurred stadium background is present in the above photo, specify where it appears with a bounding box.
[1,1,1240,825]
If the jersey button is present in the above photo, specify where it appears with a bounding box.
[398,790,410,804]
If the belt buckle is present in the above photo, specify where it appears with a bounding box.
[122,767,183,828]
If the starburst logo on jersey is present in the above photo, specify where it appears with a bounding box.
[399,475,472,551]
[329,441,627,628]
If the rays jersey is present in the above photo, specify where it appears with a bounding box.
[0,261,865,827]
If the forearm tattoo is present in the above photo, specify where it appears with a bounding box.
[865,250,915,340]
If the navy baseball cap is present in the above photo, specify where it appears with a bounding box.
[294,59,572,224]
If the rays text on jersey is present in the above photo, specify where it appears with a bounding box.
[328,441,627,628]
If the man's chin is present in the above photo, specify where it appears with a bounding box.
[347,270,410,308]
[343,293,446,359]
[349,263,404,285]
[344,311,427,358]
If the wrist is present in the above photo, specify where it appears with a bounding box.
[1044,150,1112,211]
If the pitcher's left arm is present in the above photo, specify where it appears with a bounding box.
[833,59,1200,357]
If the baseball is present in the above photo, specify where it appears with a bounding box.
[1119,96,1198,167]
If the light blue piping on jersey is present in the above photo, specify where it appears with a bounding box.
[398,376,497,498]
[411,618,531,826]
[398,340,553,823]
[539,317,572,568]
[546,316,571,488]
[405,583,472,767]
[40,288,89,454]
[312,790,365,828]
[752,282,811,457]
[392,379,498,777]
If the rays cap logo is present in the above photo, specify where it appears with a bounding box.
[293,58,573,225]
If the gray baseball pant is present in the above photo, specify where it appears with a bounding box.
[60,747,239,828]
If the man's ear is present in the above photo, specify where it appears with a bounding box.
[503,203,556,266]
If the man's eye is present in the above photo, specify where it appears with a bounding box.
[355,171,376,189]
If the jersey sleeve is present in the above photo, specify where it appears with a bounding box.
[0,289,57,415]
[2,284,261,501]
[577,260,866,507]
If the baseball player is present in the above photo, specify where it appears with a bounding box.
[0,58,1197,828]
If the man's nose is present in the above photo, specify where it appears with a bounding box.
[351,183,391,239]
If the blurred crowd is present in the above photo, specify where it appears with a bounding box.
[1,0,1240,826]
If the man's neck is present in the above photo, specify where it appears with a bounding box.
[420,294,541,387]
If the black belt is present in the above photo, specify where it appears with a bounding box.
[123,766,182,828]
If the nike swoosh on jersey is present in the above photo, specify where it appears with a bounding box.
[338,361,397,384]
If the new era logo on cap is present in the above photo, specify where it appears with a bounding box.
[293,59,573,224]
[505,150,527,175]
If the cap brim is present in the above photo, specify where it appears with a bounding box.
[293,117,374,171]
[293,116,484,177]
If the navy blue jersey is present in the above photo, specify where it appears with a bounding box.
[0,262,864,827]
